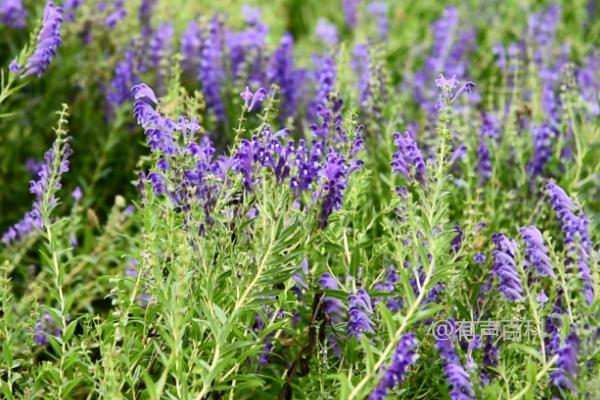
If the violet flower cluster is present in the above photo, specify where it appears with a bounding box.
[131,83,224,220]
[2,134,72,245]
[19,1,63,78]
[347,288,374,339]
[390,131,427,185]
[520,226,556,278]
[369,333,418,400]
[546,183,594,304]
[435,321,476,400]
[550,333,579,392]
[491,233,524,302]
[0,0,27,28]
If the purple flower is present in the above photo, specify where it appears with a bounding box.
[227,6,268,83]
[233,139,256,191]
[3,133,72,245]
[520,226,556,278]
[199,16,226,122]
[390,131,427,184]
[451,226,463,253]
[149,23,174,68]
[71,186,82,203]
[241,87,266,112]
[240,86,253,108]
[105,0,126,29]
[317,148,350,228]
[0,0,27,28]
[309,54,337,121]
[181,21,202,73]
[474,252,486,264]
[310,92,346,145]
[315,18,338,46]
[527,122,557,177]
[139,0,156,27]
[9,59,20,73]
[550,333,579,392]
[369,333,418,399]
[33,312,62,346]
[22,2,63,78]
[476,138,492,183]
[63,0,84,22]
[351,44,372,107]
[547,183,594,304]
[342,0,359,28]
[367,2,388,40]
[107,47,139,108]
[491,233,524,302]
[267,33,305,121]
[347,289,374,339]
[536,290,549,305]
[436,321,475,400]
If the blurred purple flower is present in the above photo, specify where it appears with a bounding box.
[550,333,579,392]
[267,33,305,121]
[367,2,388,40]
[342,0,359,28]
[316,18,338,46]
[0,0,27,28]
[33,312,62,346]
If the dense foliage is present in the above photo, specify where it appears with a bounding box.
[0,0,599,399]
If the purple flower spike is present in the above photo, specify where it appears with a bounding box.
[551,333,579,392]
[267,33,305,121]
[491,233,524,302]
[347,289,374,339]
[343,0,359,28]
[390,131,427,185]
[107,48,140,108]
[436,320,475,400]
[22,2,63,78]
[199,16,226,122]
[547,183,594,304]
[3,133,72,246]
[369,333,418,400]
[317,148,350,228]
[149,22,174,68]
[520,226,556,278]
[527,122,557,177]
